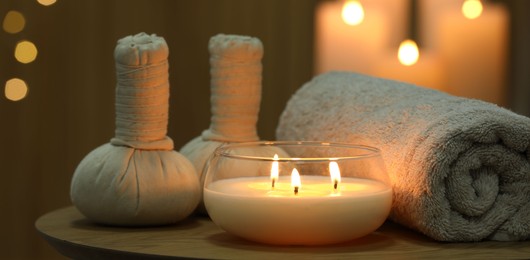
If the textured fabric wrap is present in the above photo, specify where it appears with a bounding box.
[277,71,530,241]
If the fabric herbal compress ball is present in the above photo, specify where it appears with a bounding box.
[277,71,530,242]
[180,34,287,212]
[70,33,200,226]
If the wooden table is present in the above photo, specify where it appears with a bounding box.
[35,206,530,259]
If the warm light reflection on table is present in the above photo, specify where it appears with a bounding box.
[36,207,530,259]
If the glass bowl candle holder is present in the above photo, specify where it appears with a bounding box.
[203,141,392,246]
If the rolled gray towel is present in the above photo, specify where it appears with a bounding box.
[276,71,530,242]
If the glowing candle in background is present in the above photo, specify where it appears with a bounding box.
[462,0,483,20]
[398,39,419,66]
[437,0,508,105]
[315,0,508,106]
[374,0,446,91]
[374,49,445,91]
[341,0,365,26]
[315,0,393,75]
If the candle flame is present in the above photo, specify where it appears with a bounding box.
[271,154,279,188]
[462,0,483,20]
[398,39,419,66]
[329,161,341,191]
[291,168,301,195]
[341,0,364,26]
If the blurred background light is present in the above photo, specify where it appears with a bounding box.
[14,40,38,64]
[2,10,25,34]
[37,0,57,7]
[5,78,29,101]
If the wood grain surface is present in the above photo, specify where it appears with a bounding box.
[35,207,530,259]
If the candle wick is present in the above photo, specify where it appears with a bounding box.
[334,180,338,190]
[294,186,299,195]
[272,179,276,189]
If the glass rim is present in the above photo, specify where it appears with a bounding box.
[213,141,381,162]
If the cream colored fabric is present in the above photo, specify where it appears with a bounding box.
[277,71,530,241]
[201,33,263,142]
[180,136,224,189]
[71,144,199,225]
[111,32,173,150]
[181,34,270,212]
[71,33,200,226]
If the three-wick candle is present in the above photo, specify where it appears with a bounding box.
[204,156,392,245]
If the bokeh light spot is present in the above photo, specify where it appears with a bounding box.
[462,0,483,20]
[14,40,38,64]
[37,0,57,6]
[5,78,28,101]
[2,10,25,34]
[341,0,364,26]
[398,39,420,66]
